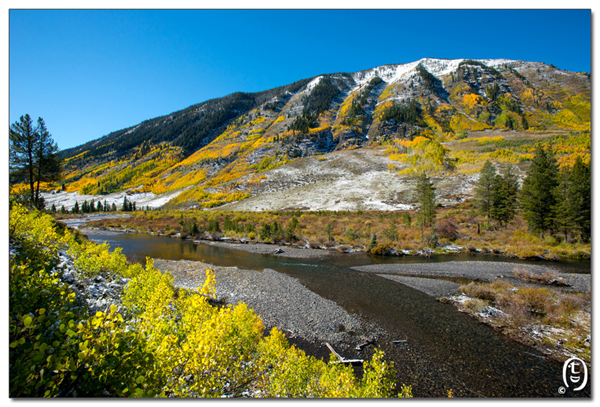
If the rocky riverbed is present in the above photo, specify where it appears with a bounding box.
[149,258,484,397]
[152,258,383,348]
[195,240,332,259]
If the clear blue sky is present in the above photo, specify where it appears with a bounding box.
[9,9,591,151]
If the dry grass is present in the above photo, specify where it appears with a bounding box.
[453,280,590,363]
[512,267,570,286]
[462,298,489,313]
[460,282,498,302]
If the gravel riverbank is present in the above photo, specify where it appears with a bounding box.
[197,240,331,259]
[353,261,591,296]
[150,258,484,397]
[152,258,383,348]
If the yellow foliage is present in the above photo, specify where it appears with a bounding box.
[462,93,487,109]
[67,176,97,193]
[377,84,397,102]
[422,112,443,136]
[11,206,407,397]
[557,152,591,168]
[521,88,534,104]
[9,183,30,195]
[549,109,589,131]
[309,125,331,134]
[200,268,217,299]
[450,113,490,132]
[387,136,449,175]
[250,115,266,126]
[458,136,504,145]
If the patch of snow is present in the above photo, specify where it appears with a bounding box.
[442,245,463,252]
[41,188,183,211]
[305,76,323,93]
[123,124,141,136]
[351,58,519,90]
[480,306,505,318]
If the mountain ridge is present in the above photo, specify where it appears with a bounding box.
[53,57,591,210]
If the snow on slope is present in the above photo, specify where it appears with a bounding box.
[42,189,183,211]
[222,148,478,212]
[351,57,519,87]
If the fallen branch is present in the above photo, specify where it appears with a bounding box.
[355,339,375,351]
[325,342,363,365]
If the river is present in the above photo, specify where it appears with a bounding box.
[82,229,591,398]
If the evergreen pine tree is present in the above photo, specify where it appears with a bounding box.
[491,164,519,227]
[475,161,497,227]
[9,115,61,209]
[368,232,378,251]
[415,172,436,239]
[520,145,558,237]
[568,157,591,241]
[324,222,334,241]
[552,166,573,242]
[403,212,412,228]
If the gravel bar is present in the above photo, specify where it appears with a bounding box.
[354,261,590,294]
[152,258,381,346]
[198,240,331,259]
[377,275,462,297]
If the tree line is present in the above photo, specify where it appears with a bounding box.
[52,196,146,215]
[473,145,590,242]
[412,143,590,245]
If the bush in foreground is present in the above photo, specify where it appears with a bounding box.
[9,204,410,398]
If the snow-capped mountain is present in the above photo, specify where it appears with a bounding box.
[55,58,590,210]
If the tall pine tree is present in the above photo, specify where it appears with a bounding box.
[475,160,497,227]
[520,145,558,237]
[552,166,573,242]
[491,164,519,227]
[415,172,436,240]
[10,115,61,209]
[568,157,591,241]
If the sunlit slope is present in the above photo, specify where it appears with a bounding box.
[57,58,590,209]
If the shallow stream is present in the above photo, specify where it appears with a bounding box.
[84,230,591,397]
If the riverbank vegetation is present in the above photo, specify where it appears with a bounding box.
[78,199,590,261]
[442,278,591,364]
[9,204,410,398]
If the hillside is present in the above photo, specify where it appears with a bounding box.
[51,58,591,211]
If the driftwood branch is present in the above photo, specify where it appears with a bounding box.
[355,339,375,351]
[325,342,363,365]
